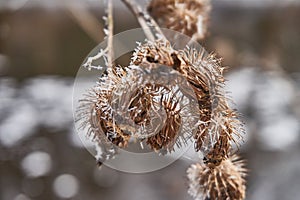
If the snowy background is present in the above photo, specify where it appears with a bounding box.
[1,0,300,200]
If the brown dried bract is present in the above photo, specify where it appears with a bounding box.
[128,84,153,126]
[131,40,175,66]
[145,89,182,151]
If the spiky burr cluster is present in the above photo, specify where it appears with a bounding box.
[148,0,211,40]
[78,39,246,199]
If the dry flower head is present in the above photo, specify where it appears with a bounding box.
[187,155,247,200]
[148,0,211,40]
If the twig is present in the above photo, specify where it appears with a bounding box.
[82,48,108,70]
[121,0,166,41]
[81,0,114,70]
[107,0,114,66]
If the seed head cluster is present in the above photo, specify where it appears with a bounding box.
[78,39,247,198]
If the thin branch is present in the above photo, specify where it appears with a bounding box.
[82,48,108,70]
[81,0,114,70]
[107,0,114,66]
[121,0,166,41]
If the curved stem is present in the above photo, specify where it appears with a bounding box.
[107,0,114,67]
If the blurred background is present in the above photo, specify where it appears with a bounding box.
[1,0,300,200]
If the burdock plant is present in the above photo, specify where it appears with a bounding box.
[77,0,247,199]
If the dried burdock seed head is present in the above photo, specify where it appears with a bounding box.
[179,49,244,159]
[76,65,133,161]
[187,155,247,200]
[148,0,211,40]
